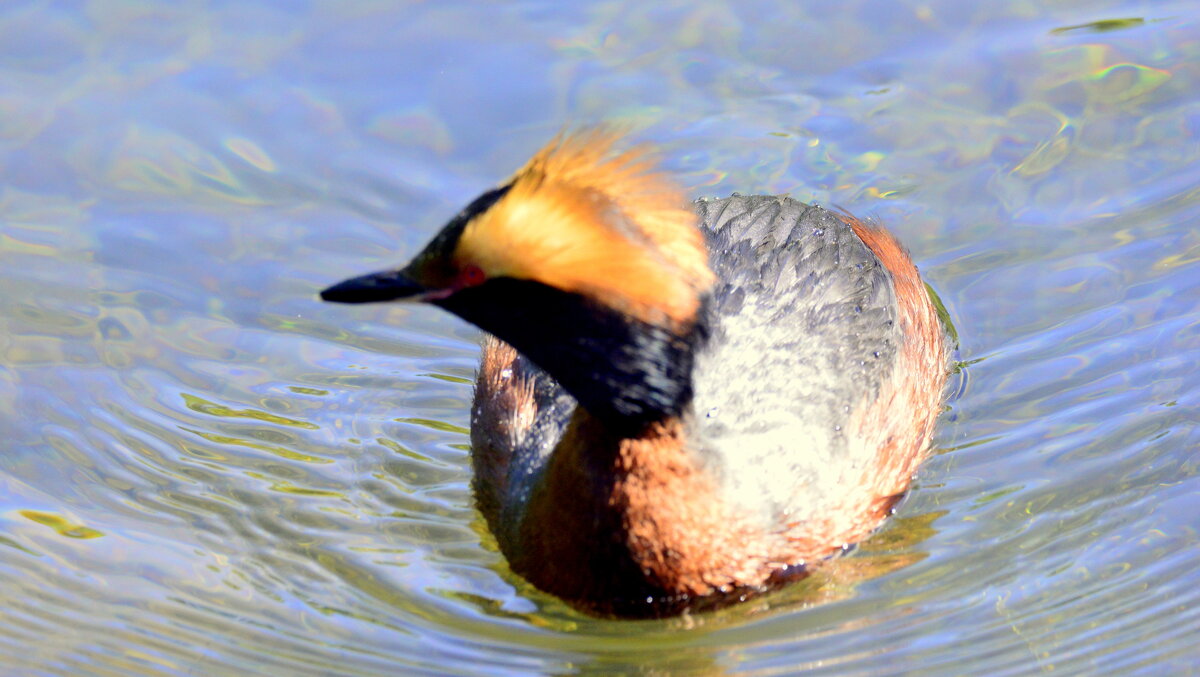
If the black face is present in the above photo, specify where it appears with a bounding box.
[319,183,513,304]
[436,279,703,434]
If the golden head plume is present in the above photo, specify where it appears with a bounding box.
[453,129,714,326]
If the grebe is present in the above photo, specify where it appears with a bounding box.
[321,130,950,617]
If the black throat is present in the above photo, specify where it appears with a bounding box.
[437,279,705,436]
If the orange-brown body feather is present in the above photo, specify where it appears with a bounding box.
[472,217,948,616]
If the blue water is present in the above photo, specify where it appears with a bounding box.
[1,1,1197,674]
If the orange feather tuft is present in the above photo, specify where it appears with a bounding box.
[453,129,714,327]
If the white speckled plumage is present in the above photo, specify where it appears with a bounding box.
[690,195,902,532]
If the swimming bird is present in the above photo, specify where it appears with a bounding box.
[320,130,950,617]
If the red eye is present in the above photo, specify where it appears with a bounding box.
[459,264,486,288]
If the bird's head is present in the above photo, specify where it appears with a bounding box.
[321,130,714,430]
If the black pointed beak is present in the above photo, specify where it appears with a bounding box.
[319,268,428,304]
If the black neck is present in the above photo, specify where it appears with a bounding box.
[437,279,704,435]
